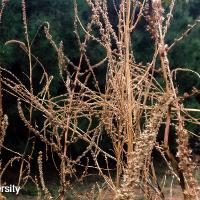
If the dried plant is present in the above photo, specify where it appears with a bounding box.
[37,151,53,199]
[0,0,200,199]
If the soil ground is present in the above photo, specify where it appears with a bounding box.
[4,184,199,200]
[3,166,200,200]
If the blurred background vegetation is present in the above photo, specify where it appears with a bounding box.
[0,0,199,166]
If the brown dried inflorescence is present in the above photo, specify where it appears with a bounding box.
[0,0,199,199]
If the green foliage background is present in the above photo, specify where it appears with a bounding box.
[0,0,199,154]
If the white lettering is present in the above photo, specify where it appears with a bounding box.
[4,186,10,193]
[15,186,20,195]
[0,185,21,195]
